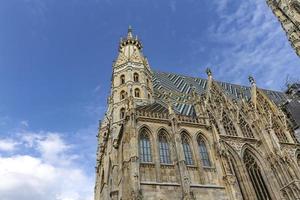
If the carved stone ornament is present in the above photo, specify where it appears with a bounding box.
[225,140,244,153]
[131,189,143,200]
[223,174,236,185]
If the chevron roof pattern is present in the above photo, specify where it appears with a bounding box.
[141,71,288,116]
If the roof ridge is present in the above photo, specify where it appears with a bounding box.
[152,69,284,93]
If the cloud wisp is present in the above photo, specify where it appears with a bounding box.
[189,0,300,90]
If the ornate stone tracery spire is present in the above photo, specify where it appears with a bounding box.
[249,75,257,110]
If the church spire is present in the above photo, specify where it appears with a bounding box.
[119,25,142,50]
[127,25,133,39]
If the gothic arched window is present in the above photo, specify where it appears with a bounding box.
[120,108,125,119]
[158,131,171,164]
[239,115,254,138]
[134,88,140,98]
[243,150,271,200]
[181,133,194,165]
[139,129,152,163]
[197,137,211,167]
[120,90,126,100]
[120,74,125,85]
[134,73,139,82]
[222,113,237,136]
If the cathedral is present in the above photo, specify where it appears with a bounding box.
[94,26,300,200]
[267,0,300,56]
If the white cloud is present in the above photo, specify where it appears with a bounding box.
[0,132,94,200]
[189,0,300,90]
[0,139,19,152]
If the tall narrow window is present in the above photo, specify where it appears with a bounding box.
[197,137,211,167]
[243,150,271,200]
[134,88,140,98]
[297,154,300,167]
[239,115,254,138]
[120,90,126,100]
[159,132,171,164]
[139,129,152,163]
[120,74,125,85]
[222,113,237,136]
[181,133,194,165]
[134,73,139,82]
[120,108,125,119]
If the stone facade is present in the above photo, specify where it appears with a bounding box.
[94,28,300,200]
[267,0,300,56]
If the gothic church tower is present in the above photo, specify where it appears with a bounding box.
[267,0,300,56]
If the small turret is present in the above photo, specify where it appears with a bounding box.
[249,75,257,110]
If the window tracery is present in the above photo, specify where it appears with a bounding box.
[222,113,237,136]
[243,150,271,200]
[181,133,194,165]
[139,129,152,163]
[273,123,289,143]
[158,131,171,164]
[197,137,211,167]
[239,115,254,138]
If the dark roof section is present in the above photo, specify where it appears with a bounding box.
[136,101,169,113]
[152,71,288,116]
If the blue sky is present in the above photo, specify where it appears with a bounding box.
[0,0,299,199]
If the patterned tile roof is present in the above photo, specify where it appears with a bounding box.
[149,70,288,116]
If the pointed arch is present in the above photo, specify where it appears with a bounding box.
[158,129,171,164]
[223,142,253,199]
[222,112,237,136]
[242,148,272,200]
[139,127,152,163]
[196,135,211,167]
[181,132,194,165]
[239,114,254,138]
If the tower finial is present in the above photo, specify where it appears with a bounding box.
[127,25,133,39]
[206,68,212,77]
[248,76,255,85]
